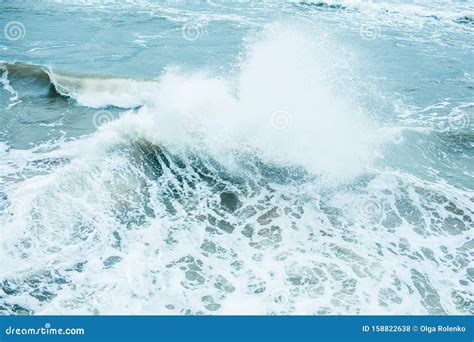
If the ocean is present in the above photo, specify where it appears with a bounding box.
[0,0,473,315]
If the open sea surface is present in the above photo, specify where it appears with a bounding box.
[0,0,473,315]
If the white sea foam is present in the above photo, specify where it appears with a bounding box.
[0,23,472,316]
[0,65,20,107]
[104,24,380,181]
[49,73,159,109]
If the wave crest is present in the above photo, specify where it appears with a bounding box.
[0,61,156,109]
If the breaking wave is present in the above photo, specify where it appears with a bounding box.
[1,24,472,316]
[0,61,156,109]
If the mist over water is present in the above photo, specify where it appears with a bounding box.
[0,1,473,315]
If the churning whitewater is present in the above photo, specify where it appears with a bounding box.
[1,1,473,315]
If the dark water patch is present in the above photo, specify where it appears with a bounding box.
[454,16,474,26]
[0,301,32,315]
[130,141,165,179]
[1,61,68,101]
[297,1,346,11]
[1,62,51,83]
[433,130,474,152]
[129,141,312,200]
[220,191,241,213]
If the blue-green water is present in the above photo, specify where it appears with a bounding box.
[0,1,473,315]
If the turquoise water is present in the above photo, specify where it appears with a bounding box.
[0,1,473,315]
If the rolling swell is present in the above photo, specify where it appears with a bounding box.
[454,15,474,26]
[1,62,59,99]
[0,61,154,108]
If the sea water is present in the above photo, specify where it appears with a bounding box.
[0,0,473,315]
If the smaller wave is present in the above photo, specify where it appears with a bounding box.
[454,15,474,26]
[0,62,52,83]
[0,61,157,109]
[297,1,346,11]
[49,73,158,109]
[299,0,474,28]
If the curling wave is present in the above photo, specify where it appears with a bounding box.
[0,61,157,109]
